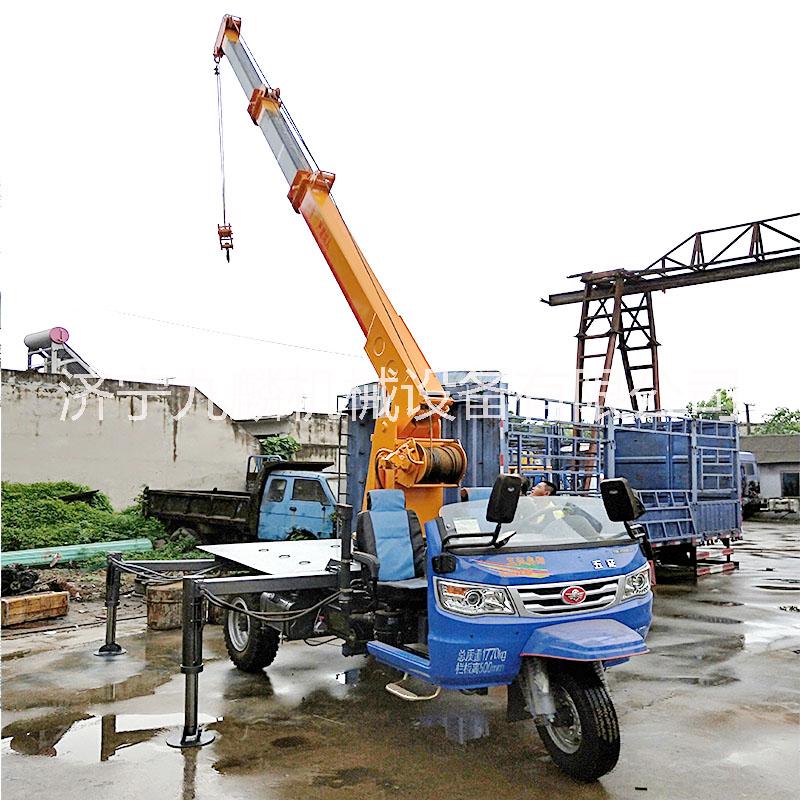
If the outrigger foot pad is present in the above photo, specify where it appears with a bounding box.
[166,728,215,749]
[94,643,126,657]
[385,673,441,702]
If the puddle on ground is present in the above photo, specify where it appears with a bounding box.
[650,635,745,664]
[0,648,33,662]
[271,734,310,748]
[756,584,800,591]
[742,617,800,648]
[1,712,216,762]
[313,766,402,790]
[0,632,190,712]
[665,613,743,625]
[335,668,362,686]
[614,671,738,687]
[416,708,492,744]
[221,669,275,700]
[697,600,744,607]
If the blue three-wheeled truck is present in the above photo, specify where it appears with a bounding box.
[98,474,652,782]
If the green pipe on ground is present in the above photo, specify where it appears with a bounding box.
[0,538,153,568]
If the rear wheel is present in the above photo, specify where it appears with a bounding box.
[223,595,280,673]
[536,665,620,782]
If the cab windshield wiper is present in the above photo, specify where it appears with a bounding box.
[492,530,517,548]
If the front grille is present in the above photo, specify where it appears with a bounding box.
[513,576,620,616]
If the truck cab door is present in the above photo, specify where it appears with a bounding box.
[257,476,292,540]
[287,477,335,539]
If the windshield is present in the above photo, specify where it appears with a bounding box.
[439,496,630,550]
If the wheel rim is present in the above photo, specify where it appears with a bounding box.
[227,598,251,651]
[546,685,582,754]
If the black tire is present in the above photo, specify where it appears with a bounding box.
[223,594,280,673]
[535,664,620,782]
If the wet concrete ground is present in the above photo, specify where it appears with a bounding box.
[2,521,798,800]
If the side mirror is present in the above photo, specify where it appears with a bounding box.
[486,474,523,524]
[600,478,645,521]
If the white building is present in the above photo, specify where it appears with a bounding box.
[740,434,800,499]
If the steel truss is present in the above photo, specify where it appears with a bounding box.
[547,213,800,410]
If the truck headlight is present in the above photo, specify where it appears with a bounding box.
[622,565,651,600]
[436,579,516,616]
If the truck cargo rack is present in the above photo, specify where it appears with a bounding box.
[506,393,606,495]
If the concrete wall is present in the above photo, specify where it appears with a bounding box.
[235,412,342,467]
[1,370,260,509]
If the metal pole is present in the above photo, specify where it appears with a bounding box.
[167,576,214,748]
[336,503,355,654]
[94,553,126,657]
[337,504,353,591]
[690,421,699,505]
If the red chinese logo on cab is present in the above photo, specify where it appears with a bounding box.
[561,586,587,605]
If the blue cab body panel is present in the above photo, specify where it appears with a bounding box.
[257,471,337,540]
[367,503,653,691]
[520,619,648,660]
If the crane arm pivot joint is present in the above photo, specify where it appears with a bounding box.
[248,86,282,124]
[288,169,336,213]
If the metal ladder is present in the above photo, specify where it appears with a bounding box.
[335,400,350,506]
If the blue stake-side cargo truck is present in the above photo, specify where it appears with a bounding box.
[343,375,742,569]
[142,460,339,544]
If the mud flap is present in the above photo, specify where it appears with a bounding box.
[506,677,533,723]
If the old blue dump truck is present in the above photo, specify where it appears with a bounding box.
[143,459,338,543]
[344,374,742,572]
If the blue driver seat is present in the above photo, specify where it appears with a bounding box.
[355,490,426,589]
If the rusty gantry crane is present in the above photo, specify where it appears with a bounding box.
[545,213,800,411]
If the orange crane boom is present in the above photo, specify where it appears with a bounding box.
[213,16,465,522]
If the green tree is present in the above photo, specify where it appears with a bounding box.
[258,434,301,460]
[757,408,800,435]
[687,388,735,419]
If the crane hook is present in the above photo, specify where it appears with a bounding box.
[218,224,233,260]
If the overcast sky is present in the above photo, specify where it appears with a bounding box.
[2,1,797,421]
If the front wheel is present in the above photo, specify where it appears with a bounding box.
[223,595,280,673]
[536,665,620,782]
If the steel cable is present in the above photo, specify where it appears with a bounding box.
[201,588,341,622]
[215,65,228,225]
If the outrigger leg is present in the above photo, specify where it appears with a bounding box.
[94,553,126,657]
[167,576,215,748]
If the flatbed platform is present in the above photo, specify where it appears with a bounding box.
[199,539,345,576]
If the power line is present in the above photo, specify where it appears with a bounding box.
[111,310,364,360]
